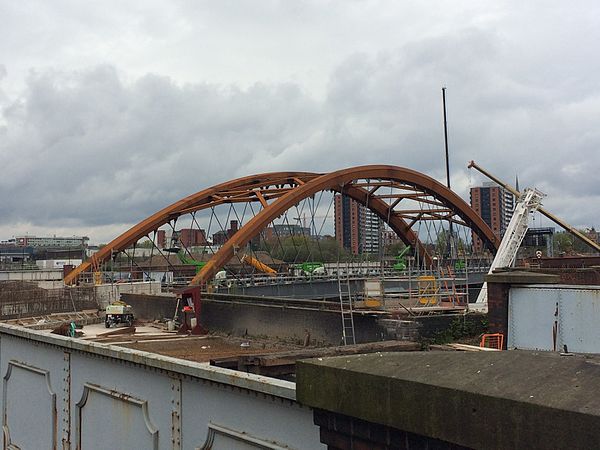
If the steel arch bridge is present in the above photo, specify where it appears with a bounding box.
[64,165,499,286]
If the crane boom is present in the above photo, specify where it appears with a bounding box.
[474,188,545,308]
[240,254,277,276]
[468,160,600,253]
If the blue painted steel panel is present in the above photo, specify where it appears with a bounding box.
[509,285,600,354]
[0,324,323,450]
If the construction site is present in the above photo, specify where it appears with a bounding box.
[3,163,600,448]
[2,162,598,368]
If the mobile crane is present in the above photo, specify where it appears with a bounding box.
[468,161,600,310]
[468,161,600,253]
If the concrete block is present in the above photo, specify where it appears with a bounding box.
[297,350,600,450]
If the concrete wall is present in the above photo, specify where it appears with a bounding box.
[0,324,323,449]
[123,293,387,345]
[36,280,66,289]
[121,293,178,321]
[297,351,600,449]
[200,299,385,346]
[0,269,63,281]
[95,281,162,308]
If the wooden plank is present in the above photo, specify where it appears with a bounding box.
[446,343,500,352]
[212,340,420,372]
[96,326,136,337]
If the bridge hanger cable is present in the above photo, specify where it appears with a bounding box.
[166,218,195,263]
[121,247,154,283]
[190,211,209,259]
[293,200,313,258]
[148,230,155,282]
[207,206,242,284]
[229,201,256,278]
[143,232,180,285]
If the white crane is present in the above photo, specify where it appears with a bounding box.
[467,160,600,312]
[472,188,545,311]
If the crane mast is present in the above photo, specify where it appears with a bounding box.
[474,188,545,308]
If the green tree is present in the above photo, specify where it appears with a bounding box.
[553,230,597,255]
[271,235,351,262]
[384,242,406,256]
[434,229,467,256]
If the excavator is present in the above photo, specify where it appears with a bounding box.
[163,232,208,274]
[392,246,411,271]
[164,246,207,274]
[175,251,206,274]
[296,262,326,276]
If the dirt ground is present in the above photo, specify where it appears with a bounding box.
[34,321,303,364]
[118,335,300,363]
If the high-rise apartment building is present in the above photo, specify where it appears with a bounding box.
[334,194,382,255]
[470,182,515,252]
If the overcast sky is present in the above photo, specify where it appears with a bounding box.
[1,1,599,244]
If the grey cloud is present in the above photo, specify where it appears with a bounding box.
[2,14,600,239]
[0,66,322,228]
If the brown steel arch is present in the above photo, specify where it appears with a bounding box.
[64,171,322,284]
[191,165,499,285]
[65,168,434,285]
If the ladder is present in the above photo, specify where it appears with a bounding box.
[474,188,545,309]
[338,275,356,345]
[439,266,458,305]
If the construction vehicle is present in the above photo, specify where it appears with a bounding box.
[240,254,277,276]
[105,300,134,328]
[468,161,600,253]
[392,246,411,271]
[177,252,206,273]
[164,245,207,273]
[474,187,544,308]
[468,160,600,310]
[296,262,325,276]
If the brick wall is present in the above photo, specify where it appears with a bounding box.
[486,282,510,345]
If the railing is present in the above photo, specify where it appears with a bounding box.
[76,263,491,292]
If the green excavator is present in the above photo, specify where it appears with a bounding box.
[392,246,411,271]
[296,262,325,276]
[165,246,206,274]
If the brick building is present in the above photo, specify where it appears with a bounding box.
[212,220,239,246]
[177,228,207,247]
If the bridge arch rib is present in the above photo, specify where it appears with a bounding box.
[64,171,321,284]
[191,165,499,285]
[67,165,485,285]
